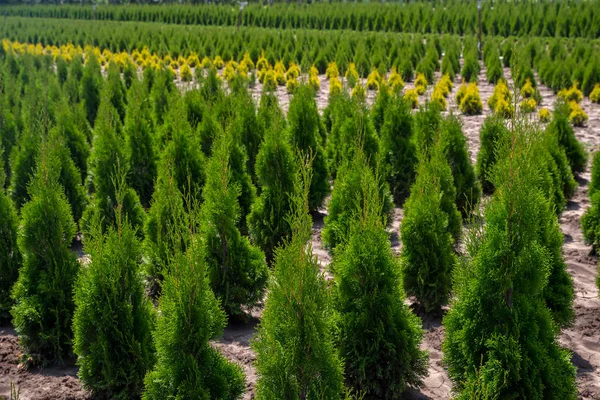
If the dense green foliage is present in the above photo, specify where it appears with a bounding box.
[476,115,509,194]
[73,216,155,399]
[200,130,268,317]
[443,128,577,398]
[547,101,587,175]
[143,239,245,400]
[333,172,428,397]
[253,166,344,400]
[11,150,79,364]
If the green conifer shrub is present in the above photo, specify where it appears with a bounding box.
[247,121,297,264]
[124,79,157,208]
[323,150,393,250]
[200,131,268,317]
[11,149,79,364]
[476,115,509,194]
[441,115,481,216]
[287,84,329,210]
[73,212,155,399]
[370,84,391,135]
[0,148,21,322]
[106,62,127,123]
[253,164,344,400]
[81,53,103,126]
[443,130,577,399]
[400,145,459,313]
[142,240,245,399]
[334,170,428,397]
[547,101,587,175]
[230,91,264,182]
[55,101,90,183]
[582,152,600,250]
[378,96,417,205]
[82,91,145,236]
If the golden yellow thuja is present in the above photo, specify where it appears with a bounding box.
[459,83,483,115]
[538,107,552,123]
[352,83,366,101]
[568,101,588,127]
[286,63,300,81]
[263,68,278,91]
[274,61,286,86]
[519,97,537,113]
[388,67,405,93]
[180,63,193,82]
[201,56,213,69]
[213,55,224,69]
[431,87,447,110]
[346,63,359,88]
[415,72,427,95]
[329,77,343,96]
[367,68,382,91]
[326,61,340,80]
[455,82,468,106]
[256,51,269,72]
[404,88,419,109]
[309,65,320,91]
[591,84,600,104]
[286,76,299,94]
[558,82,583,103]
[521,78,535,98]
[223,61,237,83]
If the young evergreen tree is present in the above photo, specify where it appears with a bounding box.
[142,240,245,399]
[547,101,587,175]
[55,100,90,183]
[441,115,481,216]
[257,92,286,134]
[323,150,393,250]
[443,129,577,398]
[81,53,103,126]
[371,83,392,135]
[334,168,428,397]
[0,147,21,322]
[124,79,157,208]
[82,91,145,236]
[230,91,264,182]
[247,120,297,264]
[400,145,458,313]
[476,115,510,194]
[73,210,155,399]
[379,96,417,205]
[200,131,268,317]
[106,62,127,123]
[253,163,344,400]
[11,148,79,364]
[287,84,329,211]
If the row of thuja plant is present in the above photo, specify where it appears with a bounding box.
[3,0,600,38]
[3,13,600,89]
[0,43,587,398]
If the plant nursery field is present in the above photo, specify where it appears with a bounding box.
[0,1,599,399]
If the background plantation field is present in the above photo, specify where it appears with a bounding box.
[0,1,599,399]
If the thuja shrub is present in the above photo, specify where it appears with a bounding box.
[54,102,90,183]
[82,92,145,236]
[200,131,268,317]
[547,101,587,174]
[73,216,155,399]
[11,151,79,364]
[124,79,157,209]
[229,91,264,181]
[0,151,20,322]
[582,152,600,249]
[400,146,459,313]
[81,53,102,126]
[247,122,297,264]
[334,174,428,397]
[441,115,481,216]
[443,130,577,399]
[370,83,391,135]
[142,241,245,400]
[106,62,127,123]
[459,83,483,115]
[253,166,344,400]
[476,115,509,194]
[379,96,417,205]
[322,150,393,250]
[287,84,329,210]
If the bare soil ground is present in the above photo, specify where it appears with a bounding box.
[1,63,599,400]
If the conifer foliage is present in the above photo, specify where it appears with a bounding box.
[11,148,79,364]
[143,240,245,400]
[334,169,428,397]
[253,164,344,400]
[73,213,155,399]
[287,84,329,211]
[476,115,509,194]
[200,130,268,317]
[0,148,20,321]
[443,129,577,398]
[247,120,297,263]
[400,144,459,313]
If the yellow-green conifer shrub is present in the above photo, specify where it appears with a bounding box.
[520,97,537,113]
[253,166,344,400]
[459,83,483,115]
[591,84,600,103]
[326,61,340,80]
[521,78,535,98]
[345,62,359,88]
[568,101,588,127]
[455,82,468,105]
[539,107,552,122]
[388,67,405,93]
[366,68,381,90]
[404,88,419,109]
